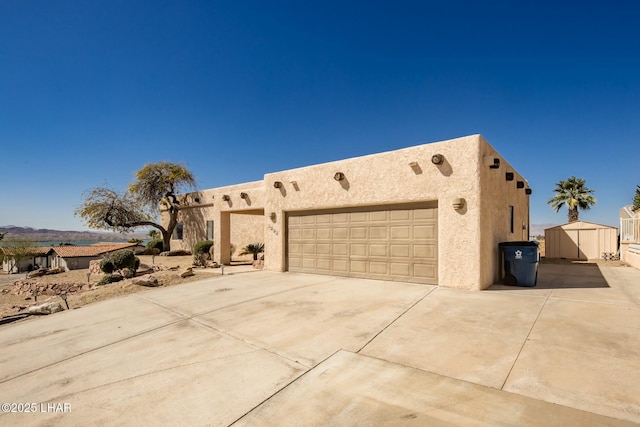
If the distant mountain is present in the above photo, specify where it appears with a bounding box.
[0,226,148,242]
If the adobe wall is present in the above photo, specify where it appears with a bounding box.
[166,181,265,264]
[165,135,531,290]
[478,136,531,289]
[263,135,487,289]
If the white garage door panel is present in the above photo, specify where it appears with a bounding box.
[287,204,438,284]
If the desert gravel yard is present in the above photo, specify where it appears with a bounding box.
[0,262,639,426]
[0,255,227,319]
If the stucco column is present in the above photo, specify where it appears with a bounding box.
[263,209,285,272]
[214,212,231,265]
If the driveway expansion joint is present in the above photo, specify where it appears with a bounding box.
[0,317,189,385]
[500,291,551,390]
[356,286,436,354]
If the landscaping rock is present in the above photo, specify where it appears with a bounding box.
[161,250,192,257]
[14,280,92,296]
[28,267,65,278]
[27,269,47,278]
[180,268,195,278]
[89,260,105,275]
[131,274,161,287]
[28,302,64,315]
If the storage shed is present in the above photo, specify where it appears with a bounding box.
[544,221,618,260]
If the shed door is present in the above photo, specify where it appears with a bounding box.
[287,204,438,284]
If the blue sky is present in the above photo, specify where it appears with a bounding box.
[1,0,638,231]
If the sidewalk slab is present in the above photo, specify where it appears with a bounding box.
[196,276,433,367]
[0,319,306,427]
[235,350,635,427]
[361,288,546,388]
[0,296,184,382]
[136,271,332,316]
[504,298,640,423]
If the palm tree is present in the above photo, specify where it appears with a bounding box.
[547,176,596,223]
[239,243,265,261]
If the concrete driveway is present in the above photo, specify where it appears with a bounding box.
[0,263,638,426]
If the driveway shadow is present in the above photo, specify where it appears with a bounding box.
[489,260,610,290]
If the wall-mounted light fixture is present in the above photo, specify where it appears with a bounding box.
[452,198,465,210]
[222,195,230,201]
[431,154,444,165]
[516,181,525,189]
[505,172,514,181]
[269,212,276,221]
[273,181,283,188]
[525,188,532,195]
[240,192,248,199]
[408,161,419,168]
[334,172,345,181]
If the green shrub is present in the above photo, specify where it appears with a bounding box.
[100,249,138,274]
[146,239,164,252]
[109,249,137,270]
[97,274,124,285]
[100,257,115,274]
[194,240,213,256]
[239,243,265,261]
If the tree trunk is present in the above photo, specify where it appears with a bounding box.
[568,207,579,223]
[163,207,178,252]
[161,229,171,253]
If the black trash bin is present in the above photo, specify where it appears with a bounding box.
[499,241,539,287]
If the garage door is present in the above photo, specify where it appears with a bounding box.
[287,203,438,284]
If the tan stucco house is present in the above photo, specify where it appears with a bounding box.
[165,134,531,290]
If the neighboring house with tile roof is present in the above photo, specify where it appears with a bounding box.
[49,242,143,272]
[1,242,142,273]
[1,246,52,274]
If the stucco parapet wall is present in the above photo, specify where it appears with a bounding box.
[170,181,266,213]
[263,134,485,211]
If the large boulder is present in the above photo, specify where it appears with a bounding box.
[180,267,195,278]
[28,302,64,315]
[27,269,47,278]
[131,275,161,287]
